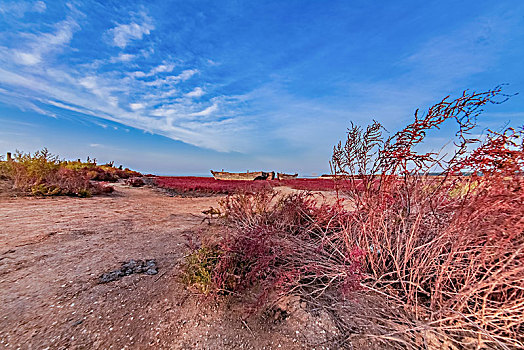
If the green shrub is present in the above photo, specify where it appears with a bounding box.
[0,159,9,180]
[77,188,92,198]
[31,184,61,196]
[10,148,60,190]
[182,245,223,295]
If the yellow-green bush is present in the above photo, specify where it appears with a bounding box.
[0,149,120,197]
[31,184,62,196]
[182,245,223,295]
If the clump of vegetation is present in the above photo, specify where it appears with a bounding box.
[217,190,364,301]
[330,86,523,348]
[183,188,365,310]
[125,177,145,187]
[184,87,523,349]
[182,245,223,295]
[0,148,140,197]
[64,159,141,182]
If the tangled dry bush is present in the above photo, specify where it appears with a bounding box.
[183,87,522,348]
[183,190,364,304]
[64,159,141,181]
[330,87,523,349]
[213,190,365,305]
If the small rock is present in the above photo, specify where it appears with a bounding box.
[145,268,157,275]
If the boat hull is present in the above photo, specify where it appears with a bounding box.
[277,173,298,180]
[211,171,273,180]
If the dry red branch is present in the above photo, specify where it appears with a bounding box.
[331,87,523,348]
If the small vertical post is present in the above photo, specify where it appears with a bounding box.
[6,152,12,161]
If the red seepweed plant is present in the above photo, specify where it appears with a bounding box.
[331,87,523,348]
[213,190,365,301]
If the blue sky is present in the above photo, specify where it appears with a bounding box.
[0,0,523,175]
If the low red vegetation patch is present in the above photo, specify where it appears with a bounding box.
[154,176,273,195]
[154,176,362,195]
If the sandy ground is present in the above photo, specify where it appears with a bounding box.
[0,184,316,349]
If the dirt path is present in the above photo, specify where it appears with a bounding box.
[0,185,307,349]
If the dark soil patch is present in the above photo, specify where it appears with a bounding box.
[98,259,158,283]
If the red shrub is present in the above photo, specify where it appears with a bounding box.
[125,177,145,187]
[213,190,364,306]
[96,182,115,193]
[85,166,142,182]
[331,87,524,348]
[50,167,91,194]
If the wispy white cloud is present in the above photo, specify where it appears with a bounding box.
[33,1,45,12]
[0,8,220,152]
[150,63,174,75]
[107,14,154,49]
[129,103,145,111]
[185,87,205,98]
[45,99,99,117]
[190,103,218,117]
[0,0,46,17]
[130,63,176,78]
[142,69,198,86]
[0,8,251,154]
[14,52,41,65]
[10,17,79,66]
[0,83,57,118]
[110,53,136,63]
[403,18,504,81]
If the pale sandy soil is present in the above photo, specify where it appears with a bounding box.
[0,184,317,349]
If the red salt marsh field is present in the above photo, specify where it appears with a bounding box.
[154,176,361,194]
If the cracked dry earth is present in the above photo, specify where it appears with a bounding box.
[0,184,311,349]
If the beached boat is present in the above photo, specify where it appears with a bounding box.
[277,172,298,180]
[319,174,352,179]
[211,170,274,180]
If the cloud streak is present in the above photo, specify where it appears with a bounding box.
[11,17,79,66]
[0,0,46,17]
[107,14,154,48]
[0,6,261,152]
